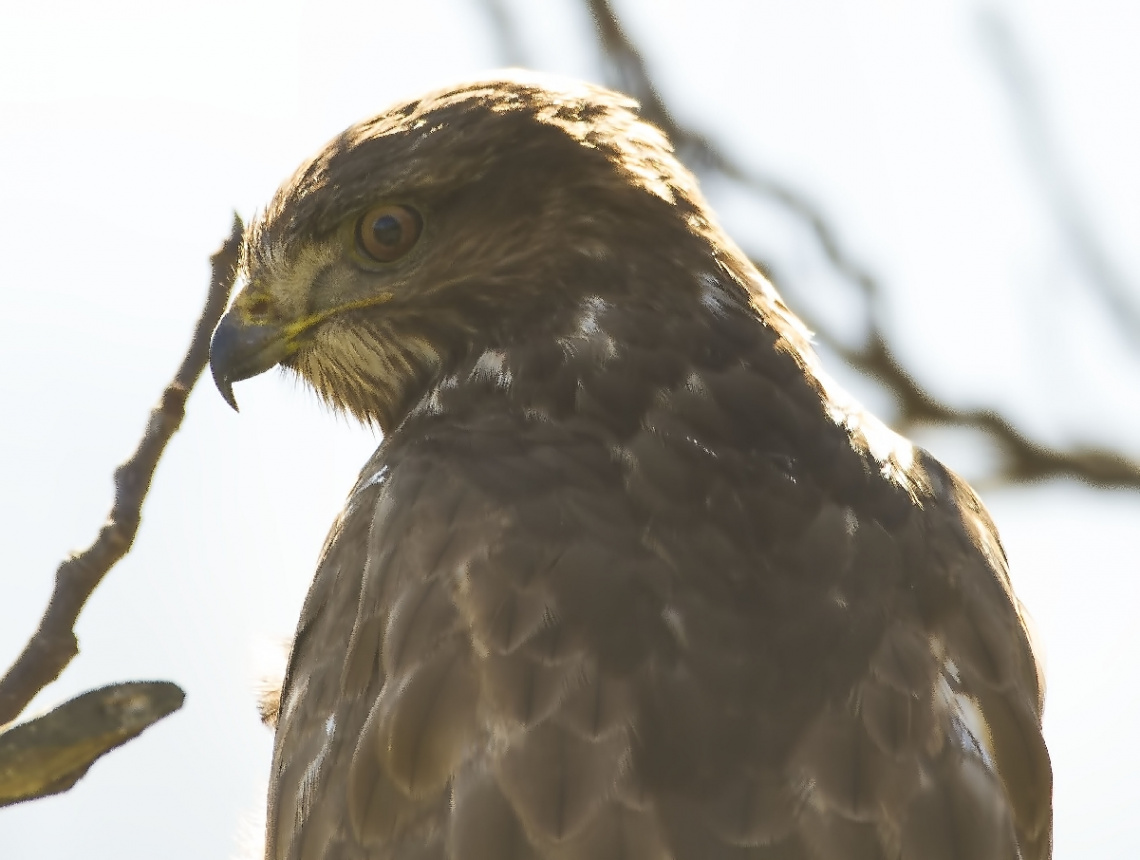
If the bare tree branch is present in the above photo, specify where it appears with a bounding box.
[0,681,184,806]
[477,0,531,67]
[563,0,1140,489]
[0,216,244,726]
[978,9,1140,346]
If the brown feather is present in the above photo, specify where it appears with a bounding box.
[374,646,480,798]
[899,756,1020,860]
[214,74,1050,860]
[449,765,541,860]
[496,721,630,842]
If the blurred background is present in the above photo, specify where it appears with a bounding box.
[1,0,1137,857]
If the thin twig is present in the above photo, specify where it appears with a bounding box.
[978,9,1140,346]
[0,216,243,726]
[476,0,531,67]
[574,0,1140,489]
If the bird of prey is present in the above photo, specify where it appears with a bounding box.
[210,73,1051,860]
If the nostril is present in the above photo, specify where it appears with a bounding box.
[247,297,271,318]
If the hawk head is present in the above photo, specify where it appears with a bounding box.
[210,72,766,430]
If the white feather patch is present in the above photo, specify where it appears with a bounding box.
[936,657,998,772]
[470,349,513,388]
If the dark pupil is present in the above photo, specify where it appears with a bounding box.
[371,214,402,246]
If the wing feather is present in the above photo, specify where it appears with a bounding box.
[264,313,1049,860]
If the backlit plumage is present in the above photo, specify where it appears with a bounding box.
[210,72,1051,860]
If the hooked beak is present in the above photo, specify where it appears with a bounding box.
[209,310,296,411]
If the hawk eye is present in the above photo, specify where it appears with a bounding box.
[355,204,422,263]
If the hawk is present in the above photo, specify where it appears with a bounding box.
[210,73,1051,860]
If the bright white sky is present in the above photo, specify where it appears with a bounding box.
[1,1,1137,858]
